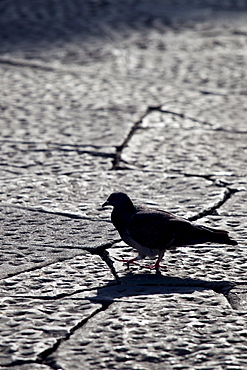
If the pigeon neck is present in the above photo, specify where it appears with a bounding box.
[111,203,135,235]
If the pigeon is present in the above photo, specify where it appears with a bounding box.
[102,192,237,272]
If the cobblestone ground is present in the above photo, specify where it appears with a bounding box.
[0,1,247,369]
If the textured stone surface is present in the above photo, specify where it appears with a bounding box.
[48,290,247,370]
[0,205,118,278]
[0,0,246,369]
[0,255,114,297]
[0,365,50,370]
[120,96,247,176]
[0,293,101,366]
[0,172,241,279]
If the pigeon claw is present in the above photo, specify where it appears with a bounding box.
[145,259,162,272]
[114,257,140,269]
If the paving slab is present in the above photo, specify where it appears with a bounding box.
[120,96,247,176]
[0,0,247,369]
[0,255,114,298]
[0,171,236,217]
[47,289,247,370]
[0,205,118,278]
[0,171,241,278]
[0,292,101,366]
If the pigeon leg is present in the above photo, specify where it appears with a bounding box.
[155,250,166,272]
[114,254,145,269]
[144,250,166,272]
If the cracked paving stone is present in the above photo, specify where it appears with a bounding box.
[159,93,247,133]
[0,141,115,176]
[0,205,118,278]
[0,254,115,298]
[120,95,247,177]
[0,171,243,279]
[0,1,247,369]
[0,171,236,220]
[1,0,247,95]
[0,66,141,147]
[45,290,247,370]
[0,291,101,366]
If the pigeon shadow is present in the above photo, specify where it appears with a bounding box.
[88,272,235,305]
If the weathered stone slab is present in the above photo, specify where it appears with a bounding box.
[0,292,101,366]
[0,171,233,219]
[0,255,114,298]
[0,172,239,279]
[0,205,118,278]
[48,289,247,370]
[121,103,247,177]
[0,140,115,176]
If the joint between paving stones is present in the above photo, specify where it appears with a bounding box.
[0,57,81,76]
[39,301,112,370]
[188,186,240,222]
[111,106,157,170]
[0,302,112,369]
[158,107,247,134]
[0,203,92,220]
[84,242,121,283]
[111,104,247,170]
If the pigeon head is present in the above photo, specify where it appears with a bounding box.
[102,192,135,211]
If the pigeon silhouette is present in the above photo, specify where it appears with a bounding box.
[102,192,237,272]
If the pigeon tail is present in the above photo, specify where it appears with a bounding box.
[211,230,238,245]
[196,225,238,246]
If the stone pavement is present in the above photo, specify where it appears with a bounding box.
[0,0,247,369]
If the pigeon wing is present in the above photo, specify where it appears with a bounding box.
[126,209,181,249]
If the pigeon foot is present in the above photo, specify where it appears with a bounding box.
[114,257,140,269]
[145,259,162,272]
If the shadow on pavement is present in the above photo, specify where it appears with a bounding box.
[88,272,234,304]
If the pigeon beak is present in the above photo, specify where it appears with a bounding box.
[102,200,110,208]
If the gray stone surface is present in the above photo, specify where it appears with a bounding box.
[120,95,247,176]
[0,0,247,369]
[48,291,247,370]
[0,293,101,366]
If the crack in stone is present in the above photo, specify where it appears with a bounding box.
[188,187,239,222]
[0,57,58,71]
[4,147,114,158]
[0,139,110,150]
[40,301,112,370]
[199,90,227,96]
[158,108,247,134]
[0,361,54,370]
[111,107,154,170]
[0,140,114,165]
[9,283,118,301]
[41,301,112,370]
[0,203,92,220]
[111,104,247,170]
[0,240,120,281]
[0,57,82,75]
[0,301,112,369]
[0,255,82,281]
